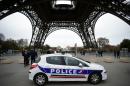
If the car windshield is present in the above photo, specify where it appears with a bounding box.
[76,57,91,63]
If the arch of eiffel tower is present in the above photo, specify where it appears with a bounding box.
[0,0,130,49]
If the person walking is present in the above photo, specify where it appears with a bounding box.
[113,49,120,59]
[22,49,30,66]
[117,50,120,59]
[96,50,98,57]
[99,50,103,57]
[100,50,103,57]
[114,50,117,58]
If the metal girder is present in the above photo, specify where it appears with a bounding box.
[47,21,79,35]
[96,0,130,25]
[47,27,80,37]
[47,21,79,27]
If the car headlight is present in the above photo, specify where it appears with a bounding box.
[104,70,107,73]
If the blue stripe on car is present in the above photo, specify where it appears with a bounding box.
[38,66,102,75]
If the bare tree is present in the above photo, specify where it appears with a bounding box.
[0,33,5,41]
[17,39,28,48]
[97,37,109,48]
[0,33,5,51]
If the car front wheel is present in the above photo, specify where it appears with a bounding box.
[88,73,102,84]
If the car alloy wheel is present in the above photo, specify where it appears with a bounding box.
[34,73,47,86]
[89,73,101,84]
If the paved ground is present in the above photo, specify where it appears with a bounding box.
[0,53,130,86]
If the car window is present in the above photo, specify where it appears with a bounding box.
[65,57,79,66]
[65,57,89,67]
[80,61,89,67]
[46,56,65,65]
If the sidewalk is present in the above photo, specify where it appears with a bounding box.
[0,54,23,64]
[0,53,130,64]
[80,55,130,63]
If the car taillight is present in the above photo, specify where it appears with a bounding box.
[30,64,38,69]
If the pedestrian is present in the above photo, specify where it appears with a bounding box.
[30,49,38,64]
[22,49,30,66]
[114,50,117,58]
[83,51,85,56]
[117,50,120,59]
[22,49,26,66]
[98,50,101,57]
[100,50,103,57]
[96,50,98,57]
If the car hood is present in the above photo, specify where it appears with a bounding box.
[89,63,105,70]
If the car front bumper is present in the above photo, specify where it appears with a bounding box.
[102,70,107,80]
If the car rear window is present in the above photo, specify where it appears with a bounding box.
[46,56,65,65]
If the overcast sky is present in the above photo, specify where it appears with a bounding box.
[0,12,130,48]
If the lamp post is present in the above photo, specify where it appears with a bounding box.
[75,43,77,57]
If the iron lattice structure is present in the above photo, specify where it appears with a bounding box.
[0,0,130,48]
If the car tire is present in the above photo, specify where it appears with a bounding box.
[88,73,102,84]
[34,73,47,86]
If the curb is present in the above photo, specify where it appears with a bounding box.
[103,60,114,63]
[119,60,130,63]
[17,59,24,64]
[0,60,13,64]
[119,58,130,63]
[103,58,114,63]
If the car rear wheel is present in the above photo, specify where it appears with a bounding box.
[88,73,102,84]
[34,73,47,86]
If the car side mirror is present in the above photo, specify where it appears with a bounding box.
[79,63,83,67]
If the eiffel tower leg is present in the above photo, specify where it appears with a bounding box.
[79,22,98,48]
[38,24,49,47]
[88,26,98,48]
[29,21,39,49]
[79,23,90,48]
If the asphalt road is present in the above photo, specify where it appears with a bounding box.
[0,55,130,86]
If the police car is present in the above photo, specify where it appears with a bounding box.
[29,54,107,86]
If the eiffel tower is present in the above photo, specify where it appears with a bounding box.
[0,0,130,48]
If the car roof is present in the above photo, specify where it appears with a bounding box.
[38,53,90,66]
[40,53,73,59]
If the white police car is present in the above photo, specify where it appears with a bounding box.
[29,54,107,86]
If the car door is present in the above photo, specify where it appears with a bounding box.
[45,56,70,81]
[63,56,89,81]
